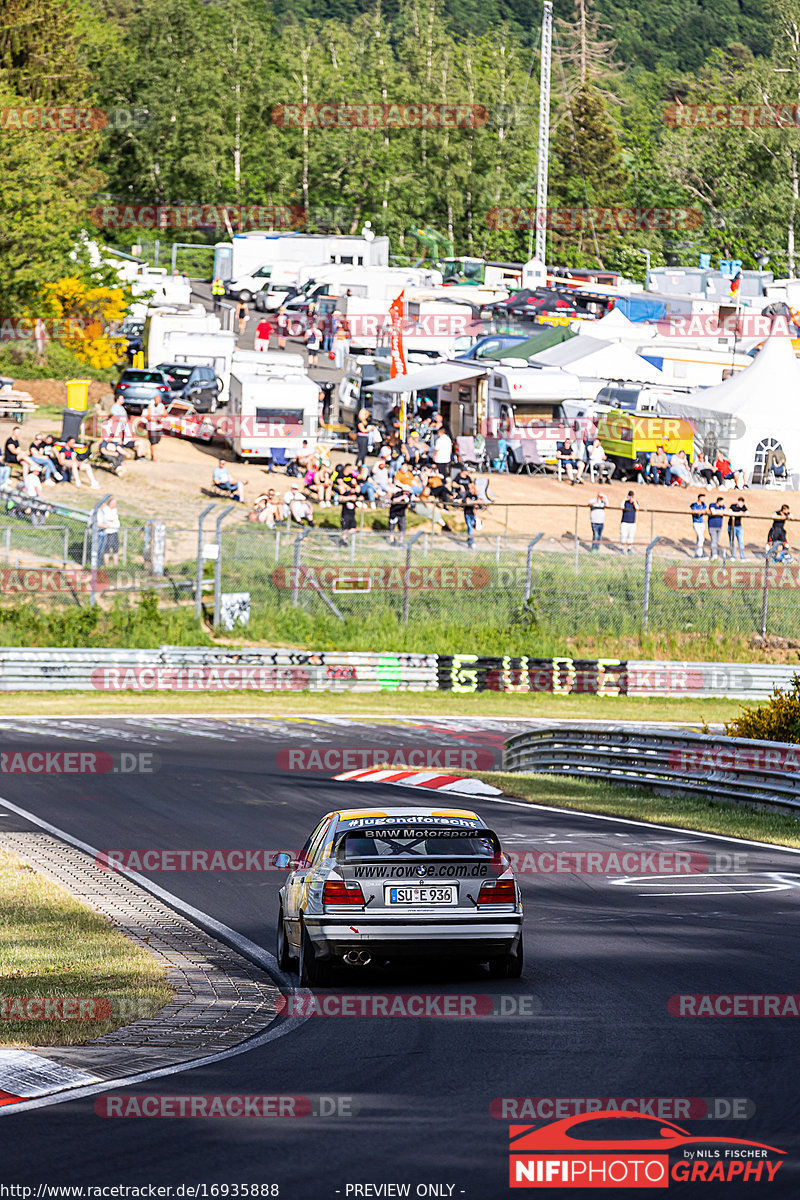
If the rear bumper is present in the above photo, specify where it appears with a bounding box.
[304,913,522,962]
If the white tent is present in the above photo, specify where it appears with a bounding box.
[576,307,658,343]
[658,334,800,483]
[528,335,665,396]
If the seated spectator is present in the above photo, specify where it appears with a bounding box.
[356,465,378,508]
[212,458,244,501]
[766,445,787,480]
[98,420,126,476]
[248,489,282,527]
[402,431,424,469]
[312,464,333,507]
[693,450,716,485]
[109,397,127,420]
[666,450,692,487]
[23,464,43,499]
[451,465,473,498]
[588,438,615,482]
[58,438,100,489]
[370,452,392,502]
[557,436,584,484]
[120,417,146,460]
[714,451,745,490]
[4,426,32,477]
[283,484,314,525]
[394,461,416,491]
[646,445,669,485]
[28,434,60,485]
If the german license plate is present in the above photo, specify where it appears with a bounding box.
[387,886,457,905]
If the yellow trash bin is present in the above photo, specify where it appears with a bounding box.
[66,378,90,411]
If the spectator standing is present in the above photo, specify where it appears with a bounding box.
[338,473,359,545]
[707,496,725,559]
[387,484,411,545]
[236,300,249,337]
[355,409,371,466]
[211,277,225,311]
[144,396,167,462]
[619,490,639,553]
[255,317,273,352]
[727,496,747,560]
[767,504,791,557]
[589,492,608,551]
[462,483,480,549]
[305,321,322,368]
[97,497,121,565]
[432,426,453,470]
[690,495,707,558]
[276,307,288,350]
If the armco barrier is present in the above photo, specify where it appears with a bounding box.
[0,648,789,696]
[503,726,800,810]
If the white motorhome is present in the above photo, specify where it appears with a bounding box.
[130,267,192,306]
[226,364,320,460]
[224,232,391,295]
[636,339,754,386]
[145,306,222,367]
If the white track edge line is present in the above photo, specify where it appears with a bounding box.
[0,794,310,1116]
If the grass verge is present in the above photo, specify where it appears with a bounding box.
[478,772,800,849]
[0,690,756,723]
[0,845,172,1047]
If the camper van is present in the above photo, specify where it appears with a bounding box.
[130,267,192,307]
[145,306,221,367]
[226,364,320,460]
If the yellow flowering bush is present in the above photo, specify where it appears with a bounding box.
[43,277,127,369]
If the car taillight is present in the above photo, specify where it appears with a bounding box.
[477,879,516,904]
[322,880,365,907]
[118,383,128,389]
[158,385,169,392]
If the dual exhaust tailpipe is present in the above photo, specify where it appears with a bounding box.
[343,950,372,967]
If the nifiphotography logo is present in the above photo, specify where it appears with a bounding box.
[508,1111,785,1187]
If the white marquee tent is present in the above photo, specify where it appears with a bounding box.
[528,335,665,396]
[657,334,800,484]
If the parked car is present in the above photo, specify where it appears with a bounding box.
[112,367,171,414]
[156,362,222,412]
[254,283,299,313]
[117,319,144,363]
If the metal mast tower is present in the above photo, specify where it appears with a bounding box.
[533,0,553,265]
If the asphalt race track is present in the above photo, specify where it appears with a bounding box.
[0,715,798,1199]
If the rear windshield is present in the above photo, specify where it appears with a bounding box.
[335,828,499,860]
[122,370,163,383]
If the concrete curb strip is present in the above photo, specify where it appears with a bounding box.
[0,832,282,1104]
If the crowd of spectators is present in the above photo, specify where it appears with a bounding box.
[245,402,493,546]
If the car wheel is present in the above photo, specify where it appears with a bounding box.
[299,918,332,987]
[276,905,293,970]
[238,291,252,304]
[488,935,523,979]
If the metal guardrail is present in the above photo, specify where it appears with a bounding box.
[503,726,800,811]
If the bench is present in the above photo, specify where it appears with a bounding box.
[0,392,38,423]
